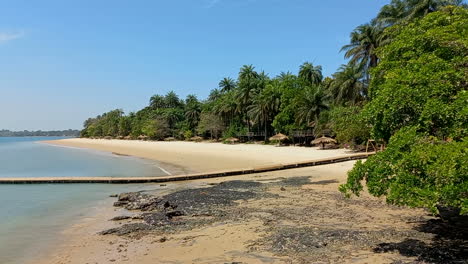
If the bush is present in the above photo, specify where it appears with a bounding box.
[341,127,468,214]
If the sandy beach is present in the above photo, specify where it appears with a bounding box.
[45,138,355,173]
[32,139,462,264]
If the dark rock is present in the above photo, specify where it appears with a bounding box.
[111,215,132,221]
[114,201,128,207]
[159,237,167,243]
[280,187,286,191]
[100,223,154,236]
[166,210,184,219]
[109,194,118,197]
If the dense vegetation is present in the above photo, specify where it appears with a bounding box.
[81,1,467,214]
[0,129,80,137]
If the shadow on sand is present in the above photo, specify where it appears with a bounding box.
[374,213,468,264]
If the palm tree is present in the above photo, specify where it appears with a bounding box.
[376,0,408,26]
[237,65,260,131]
[213,91,240,126]
[295,86,330,126]
[184,95,201,129]
[341,22,383,80]
[218,77,236,93]
[248,82,281,141]
[330,64,366,105]
[376,0,465,26]
[299,62,323,86]
[150,94,165,109]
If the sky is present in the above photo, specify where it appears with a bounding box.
[0,0,389,130]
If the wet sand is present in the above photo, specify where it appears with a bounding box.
[32,160,451,264]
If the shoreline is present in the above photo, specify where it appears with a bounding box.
[32,161,440,264]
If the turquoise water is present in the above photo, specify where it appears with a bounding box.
[0,137,165,264]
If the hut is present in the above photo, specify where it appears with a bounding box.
[124,135,132,140]
[225,137,239,144]
[311,136,337,149]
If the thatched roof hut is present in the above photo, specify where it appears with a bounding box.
[225,137,239,144]
[269,133,288,141]
[190,136,203,142]
[311,136,337,149]
[124,135,132,140]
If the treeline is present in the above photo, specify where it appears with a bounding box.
[81,63,366,143]
[0,129,80,137]
[82,1,467,214]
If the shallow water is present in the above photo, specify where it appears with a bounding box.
[0,137,165,264]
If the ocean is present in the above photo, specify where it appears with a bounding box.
[0,137,166,264]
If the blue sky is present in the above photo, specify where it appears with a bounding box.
[0,0,389,130]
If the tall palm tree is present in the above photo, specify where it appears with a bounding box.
[184,95,201,129]
[330,64,366,105]
[218,77,236,93]
[341,23,383,80]
[213,91,240,126]
[299,62,323,86]
[248,82,281,141]
[237,65,260,131]
[295,86,330,126]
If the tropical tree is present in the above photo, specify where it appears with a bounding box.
[341,22,384,79]
[218,77,236,93]
[329,63,366,105]
[341,7,468,215]
[299,62,323,86]
[377,0,466,25]
[237,65,260,131]
[184,95,201,130]
[248,81,281,141]
[295,86,330,127]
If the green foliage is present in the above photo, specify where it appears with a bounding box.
[342,7,468,215]
[342,127,468,214]
[364,6,468,141]
[142,118,169,140]
[183,130,193,140]
[197,112,224,139]
[329,106,370,144]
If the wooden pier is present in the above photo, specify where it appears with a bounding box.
[0,153,374,184]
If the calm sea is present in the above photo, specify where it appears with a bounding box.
[0,137,165,264]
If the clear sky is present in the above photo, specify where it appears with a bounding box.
[0,0,389,130]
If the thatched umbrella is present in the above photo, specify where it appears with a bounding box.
[190,136,203,142]
[225,137,239,144]
[164,137,176,141]
[311,136,337,149]
[269,133,288,141]
[137,135,148,141]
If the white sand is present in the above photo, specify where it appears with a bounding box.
[46,138,355,173]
